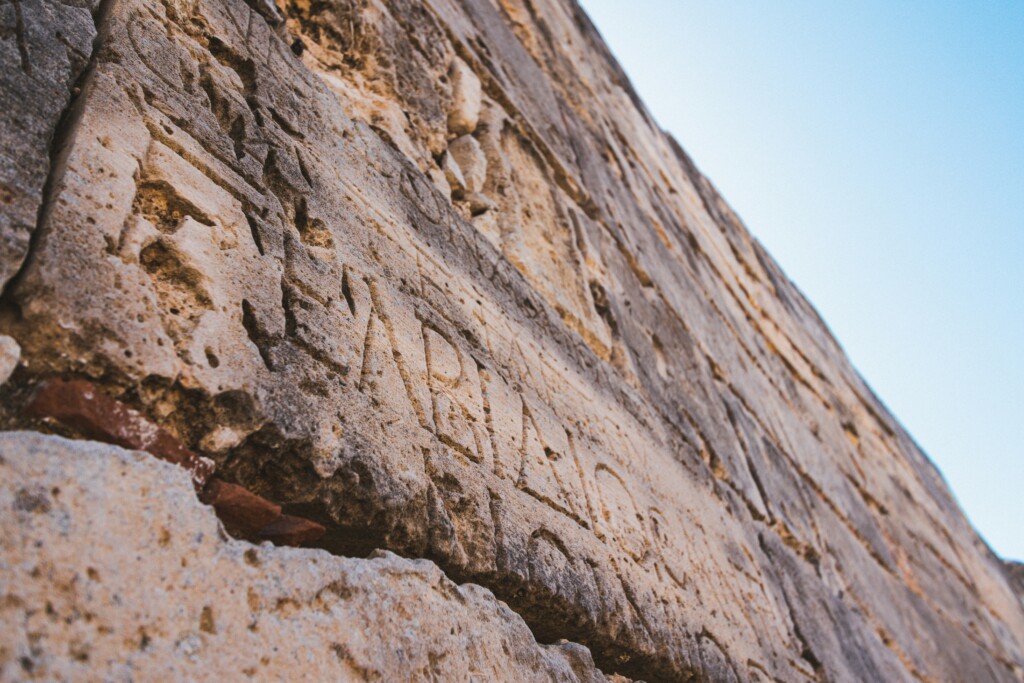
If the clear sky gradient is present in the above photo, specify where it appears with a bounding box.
[578,0,1023,560]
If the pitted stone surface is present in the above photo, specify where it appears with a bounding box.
[0,336,18,386]
[0,0,98,289]
[0,432,619,682]
[0,0,1021,680]
[448,55,482,136]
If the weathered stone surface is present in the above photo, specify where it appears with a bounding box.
[0,0,1021,680]
[442,149,468,194]
[1007,562,1024,606]
[448,55,482,136]
[23,379,215,488]
[0,0,98,289]
[21,378,325,545]
[448,134,487,193]
[0,336,18,386]
[0,431,621,682]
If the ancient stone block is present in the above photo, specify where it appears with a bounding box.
[0,0,1021,680]
[0,432,620,682]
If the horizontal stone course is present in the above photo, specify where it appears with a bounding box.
[0,0,1020,680]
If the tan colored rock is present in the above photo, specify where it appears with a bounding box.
[1007,561,1024,606]
[466,191,498,215]
[0,0,1021,680]
[448,56,483,136]
[448,134,488,194]
[0,1,97,289]
[0,336,18,386]
[441,150,467,195]
[0,432,619,682]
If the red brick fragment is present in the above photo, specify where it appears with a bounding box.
[257,514,326,547]
[23,379,215,488]
[200,479,282,536]
[22,379,324,548]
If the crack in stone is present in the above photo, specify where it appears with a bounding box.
[0,0,119,306]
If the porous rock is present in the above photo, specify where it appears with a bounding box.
[448,56,483,136]
[0,0,1021,680]
[448,134,488,194]
[442,150,467,195]
[0,336,18,386]
[0,431,619,682]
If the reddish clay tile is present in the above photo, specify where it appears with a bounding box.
[23,379,215,488]
[200,479,282,535]
[257,514,326,547]
[21,378,325,548]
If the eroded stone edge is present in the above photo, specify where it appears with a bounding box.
[0,430,626,682]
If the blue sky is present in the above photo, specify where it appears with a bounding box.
[578,1,1023,560]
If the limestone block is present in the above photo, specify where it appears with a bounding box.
[0,0,1021,680]
[0,432,620,682]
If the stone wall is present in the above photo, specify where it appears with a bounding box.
[0,432,624,682]
[0,0,1021,680]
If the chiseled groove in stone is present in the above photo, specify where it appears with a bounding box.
[285,4,1024,680]
[0,0,1021,681]
[0,0,116,300]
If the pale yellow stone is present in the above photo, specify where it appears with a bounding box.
[0,336,19,386]
[0,432,619,683]
[448,57,482,136]
[1,0,1021,680]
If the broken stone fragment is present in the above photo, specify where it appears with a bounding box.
[257,514,327,546]
[200,425,249,453]
[447,57,482,136]
[200,479,282,536]
[442,151,467,195]
[0,335,20,386]
[465,192,498,216]
[19,379,325,548]
[22,379,215,488]
[448,135,487,194]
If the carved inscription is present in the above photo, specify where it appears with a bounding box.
[134,140,685,595]
[330,260,687,588]
[123,95,686,603]
[595,464,649,563]
[424,326,489,463]
[16,2,1018,679]
[518,398,589,526]
[116,18,702,645]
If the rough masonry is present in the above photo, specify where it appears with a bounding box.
[0,432,627,681]
[0,0,1021,681]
